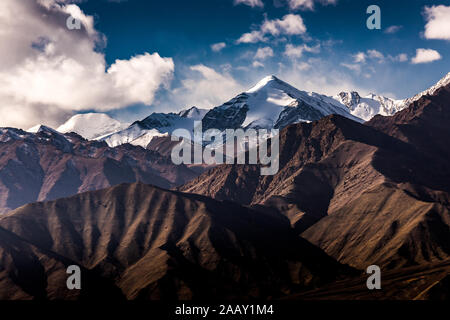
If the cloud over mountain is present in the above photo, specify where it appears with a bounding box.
[0,0,174,129]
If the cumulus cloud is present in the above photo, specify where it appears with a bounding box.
[252,61,265,68]
[236,14,306,44]
[352,50,385,63]
[347,49,408,74]
[211,42,226,52]
[255,47,274,60]
[261,14,307,36]
[341,63,361,73]
[411,48,442,64]
[389,53,408,62]
[234,0,264,8]
[236,31,268,44]
[423,5,450,40]
[353,52,366,63]
[0,0,174,129]
[287,0,337,11]
[367,49,384,60]
[284,43,320,58]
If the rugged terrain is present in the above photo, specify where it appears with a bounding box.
[181,80,450,271]
[0,74,449,300]
[0,126,197,214]
[0,182,351,299]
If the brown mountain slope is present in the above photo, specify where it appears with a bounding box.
[0,182,351,300]
[302,84,450,270]
[368,85,450,162]
[0,128,197,214]
[0,226,124,300]
[180,115,413,233]
[180,85,450,270]
[287,260,450,300]
[302,182,450,269]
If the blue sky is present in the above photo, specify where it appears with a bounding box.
[74,0,450,121]
[1,0,449,128]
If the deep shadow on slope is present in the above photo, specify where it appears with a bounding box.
[0,182,354,300]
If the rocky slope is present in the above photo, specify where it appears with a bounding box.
[335,91,406,121]
[0,126,197,214]
[180,80,450,270]
[0,182,351,300]
[101,107,207,148]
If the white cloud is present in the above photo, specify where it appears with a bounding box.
[423,5,450,40]
[284,43,320,58]
[389,53,408,62]
[384,25,402,34]
[353,52,366,63]
[296,62,311,71]
[255,47,274,60]
[261,14,307,36]
[285,44,304,58]
[236,30,267,44]
[288,0,314,10]
[237,14,306,44]
[352,50,385,64]
[287,0,337,11]
[367,49,384,60]
[234,0,264,8]
[252,61,265,68]
[279,58,368,96]
[397,53,408,62]
[211,42,226,52]
[341,63,361,73]
[411,48,442,64]
[171,65,245,109]
[0,0,174,129]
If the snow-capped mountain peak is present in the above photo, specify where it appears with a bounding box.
[403,72,450,107]
[337,92,361,110]
[246,75,280,93]
[27,124,60,135]
[57,113,128,140]
[334,91,406,121]
[54,72,450,149]
[335,72,450,122]
[202,75,362,132]
[101,106,208,148]
[178,106,208,120]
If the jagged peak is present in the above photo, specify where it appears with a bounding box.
[404,71,450,105]
[433,71,450,91]
[246,75,285,93]
[27,124,59,134]
[178,106,208,119]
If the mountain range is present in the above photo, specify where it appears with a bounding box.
[1,72,449,300]
[181,75,450,271]
[44,74,440,148]
[0,125,197,214]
